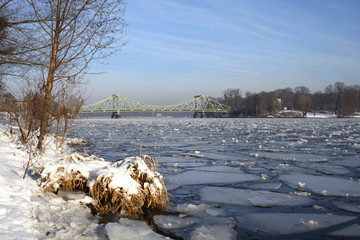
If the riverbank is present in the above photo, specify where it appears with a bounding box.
[0,124,170,239]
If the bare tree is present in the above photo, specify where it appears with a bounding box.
[53,87,84,150]
[22,0,127,150]
[223,88,243,116]
[4,88,44,143]
[0,0,45,77]
[298,95,311,117]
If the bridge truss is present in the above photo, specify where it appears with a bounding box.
[79,94,231,114]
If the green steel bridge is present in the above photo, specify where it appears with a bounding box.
[79,94,231,117]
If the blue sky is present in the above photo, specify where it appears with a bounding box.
[87,0,360,105]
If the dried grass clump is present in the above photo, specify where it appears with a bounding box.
[89,176,145,215]
[43,169,87,193]
[39,153,169,216]
[63,152,104,163]
[132,156,169,210]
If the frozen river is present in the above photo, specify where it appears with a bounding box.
[69,118,360,239]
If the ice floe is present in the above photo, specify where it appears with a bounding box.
[329,224,360,237]
[237,213,357,235]
[105,218,167,240]
[154,203,236,239]
[248,182,283,190]
[332,200,360,213]
[200,187,311,207]
[279,173,360,197]
[190,225,237,240]
[168,171,260,185]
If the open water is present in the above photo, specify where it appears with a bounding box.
[68,118,360,239]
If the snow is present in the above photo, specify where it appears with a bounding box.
[30,193,106,239]
[0,128,38,240]
[306,112,338,118]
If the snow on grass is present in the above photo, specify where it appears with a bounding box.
[39,153,169,216]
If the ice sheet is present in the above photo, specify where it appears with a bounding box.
[200,187,311,207]
[279,173,360,197]
[105,219,167,240]
[332,200,360,213]
[153,215,197,229]
[329,224,360,237]
[190,225,237,240]
[237,213,356,235]
[168,171,260,185]
[248,182,283,190]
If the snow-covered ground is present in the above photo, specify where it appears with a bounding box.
[307,112,360,118]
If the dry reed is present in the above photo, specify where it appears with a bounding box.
[40,154,169,216]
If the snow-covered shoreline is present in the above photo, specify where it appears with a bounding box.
[0,123,170,239]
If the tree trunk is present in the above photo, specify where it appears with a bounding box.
[37,1,61,150]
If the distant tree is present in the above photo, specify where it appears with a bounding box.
[244,91,259,117]
[353,85,360,113]
[274,88,294,110]
[340,84,360,116]
[223,88,243,116]
[311,91,326,112]
[324,84,336,113]
[298,95,311,117]
[293,86,310,111]
[258,91,277,115]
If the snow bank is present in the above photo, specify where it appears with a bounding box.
[39,153,169,215]
[0,127,37,239]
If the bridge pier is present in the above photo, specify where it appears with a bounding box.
[111,112,121,119]
[194,112,206,118]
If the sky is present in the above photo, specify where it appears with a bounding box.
[87,0,360,105]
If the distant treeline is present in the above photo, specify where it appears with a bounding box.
[216,82,360,117]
